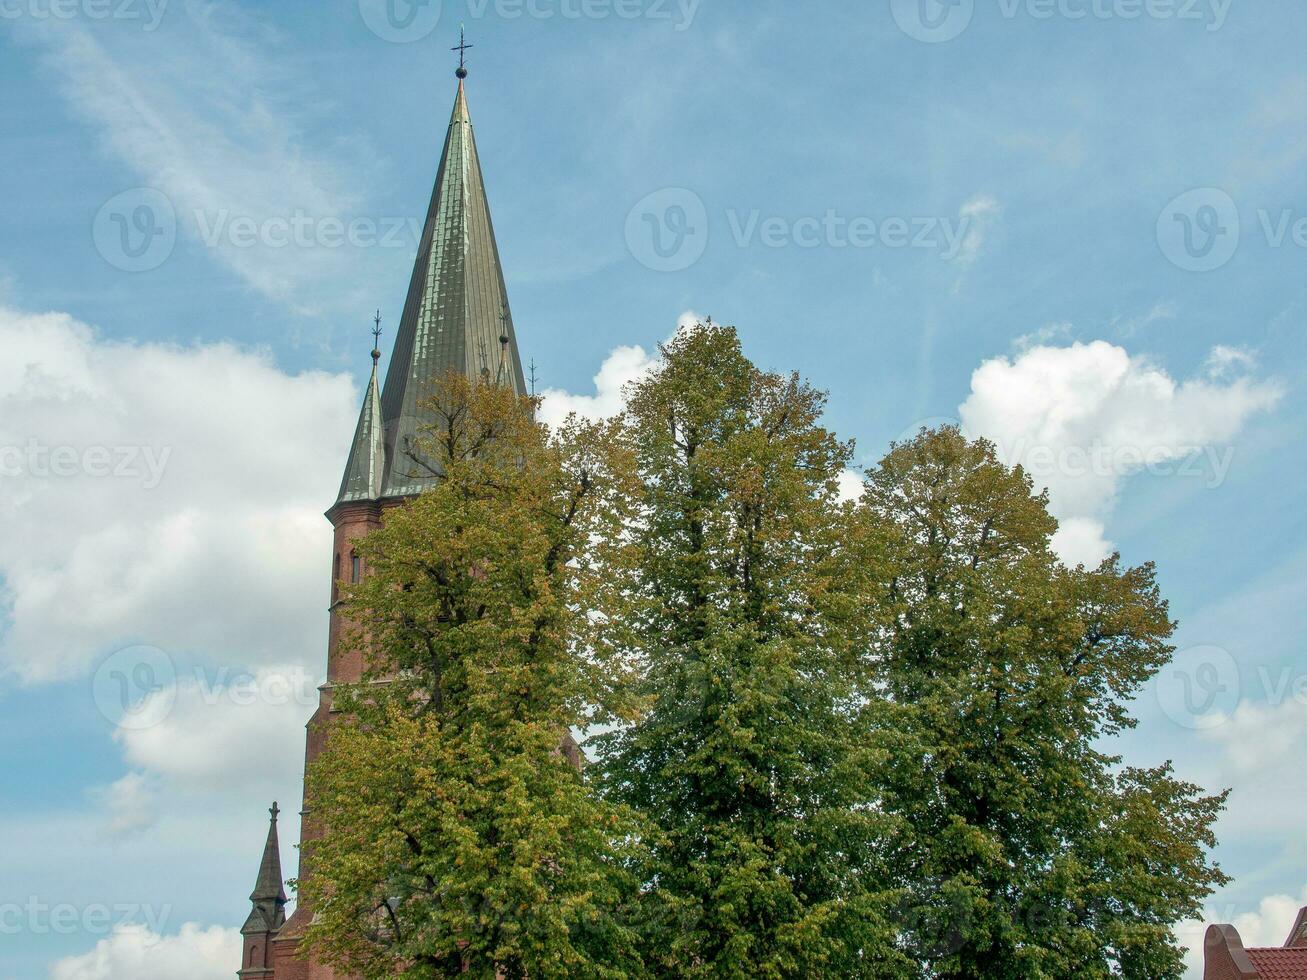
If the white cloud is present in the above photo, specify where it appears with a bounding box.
[50,923,241,980]
[91,772,157,838]
[955,194,1001,267]
[1113,301,1177,337]
[1205,345,1258,379]
[837,469,864,503]
[1188,694,1307,839]
[959,340,1281,565]
[0,305,355,683]
[116,665,316,794]
[1049,516,1115,569]
[538,344,659,429]
[1014,321,1073,351]
[536,310,707,429]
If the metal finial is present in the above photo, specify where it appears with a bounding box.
[452,25,472,79]
[270,801,280,821]
[371,311,383,363]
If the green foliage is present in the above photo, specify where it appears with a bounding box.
[301,375,647,979]
[855,427,1229,978]
[594,325,909,978]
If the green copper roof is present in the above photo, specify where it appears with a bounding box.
[377,79,526,499]
[336,357,386,504]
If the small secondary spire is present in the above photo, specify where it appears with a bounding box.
[453,25,473,79]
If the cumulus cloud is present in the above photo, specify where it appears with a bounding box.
[115,665,316,797]
[536,310,707,429]
[837,469,865,503]
[0,305,355,683]
[958,340,1282,566]
[49,923,240,980]
[1186,694,1307,840]
[537,344,659,429]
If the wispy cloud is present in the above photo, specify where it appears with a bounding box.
[19,3,386,315]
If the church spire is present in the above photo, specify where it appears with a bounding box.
[375,55,526,499]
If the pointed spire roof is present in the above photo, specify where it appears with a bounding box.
[241,802,288,936]
[335,323,387,506]
[376,74,526,499]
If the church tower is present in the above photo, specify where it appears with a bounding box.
[237,41,527,979]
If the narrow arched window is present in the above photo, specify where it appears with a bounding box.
[351,552,362,584]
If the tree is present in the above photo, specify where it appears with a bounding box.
[595,324,909,979]
[299,374,647,979]
[853,426,1228,979]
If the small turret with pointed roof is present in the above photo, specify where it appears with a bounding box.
[335,314,388,507]
[238,803,287,978]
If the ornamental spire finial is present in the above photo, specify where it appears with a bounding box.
[372,310,383,364]
[452,25,472,79]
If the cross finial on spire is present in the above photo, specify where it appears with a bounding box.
[453,25,472,79]
[372,311,383,364]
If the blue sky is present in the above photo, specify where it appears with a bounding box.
[1,1,1305,976]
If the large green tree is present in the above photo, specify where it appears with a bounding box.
[853,427,1228,979]
[595,325,909,979]
[300,375,646,979]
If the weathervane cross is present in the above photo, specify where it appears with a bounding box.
[452,26,473,78]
